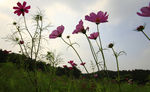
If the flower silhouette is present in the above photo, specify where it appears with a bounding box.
[85,11,108,24]
[137,2,150,17]
[13,1,31,16]
[88,32,99,40]
[49,25,64,39]
[72,20,89,34]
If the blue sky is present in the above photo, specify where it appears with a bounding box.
[0,0,150,73]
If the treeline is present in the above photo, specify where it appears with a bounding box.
[0,49,150,84]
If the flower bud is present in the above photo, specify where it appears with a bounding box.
[19,40,24,44]
[67,35,70,39]
[136,25,145,32]
[13,22,17,25]
[108,43,114,48]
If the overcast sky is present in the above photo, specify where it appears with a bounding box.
[0,0,150,73]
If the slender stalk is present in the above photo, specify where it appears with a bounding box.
[23,16,32,38]
[16,26,29,57]
[96,24,107,70]
[23,16,34,59]
[141,31,150,41]
[95,40,104,70]
[18,44,24,54]
[111,47,121,92]
[35,20,43,60]
[85,34,100,71]
[61,37,89,74]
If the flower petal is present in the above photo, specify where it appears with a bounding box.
[17,2,22,8]
[23,1,27,8]
[25,6,31,9]
[13,7,20,9]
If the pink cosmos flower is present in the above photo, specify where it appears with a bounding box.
[80,62,86,66]
[88,32,99,40]
[85,11,108,24]
[72,20,89,34]
[13,1,31,16]
[49,25,64,39]
[137,2,150,17]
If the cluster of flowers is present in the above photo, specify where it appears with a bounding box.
[63,60,86,70]
[49,10,108,39]
[12,1,150,73]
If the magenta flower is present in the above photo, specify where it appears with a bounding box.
[68,60,74,64]
[71,63,77,67]
[72,20,89,34]
[137,2,150,17]
[80,62,86,66]
[13,1,31,16]
[88,32,99,40]
[63,65,68,68]
[68,60,77,67]
[19,40,24,44]
[68,67,73,70]
[49,25,64,39]
[85,11,108,24]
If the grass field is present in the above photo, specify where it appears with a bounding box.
[0,62,150,92]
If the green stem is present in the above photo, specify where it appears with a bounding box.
[112,47,121,92]
[30,20,39,60]
[16,26,29,57]
[23,16,34,59]
[35,20,43,60]
[95,40,104,70]
[142,31,150,41]
[96,24,107,70]
[19,44,24,54]
[23,16,33,38]
[85,34,100,71]
[61,37,89,74]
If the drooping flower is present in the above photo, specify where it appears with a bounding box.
[85,11,108,24]
[88,32,99,40]
[13,1,31,16]
[72,20,89,34]
[49,25,64,39]
[80,62,86,66]
[137,2,150,17]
